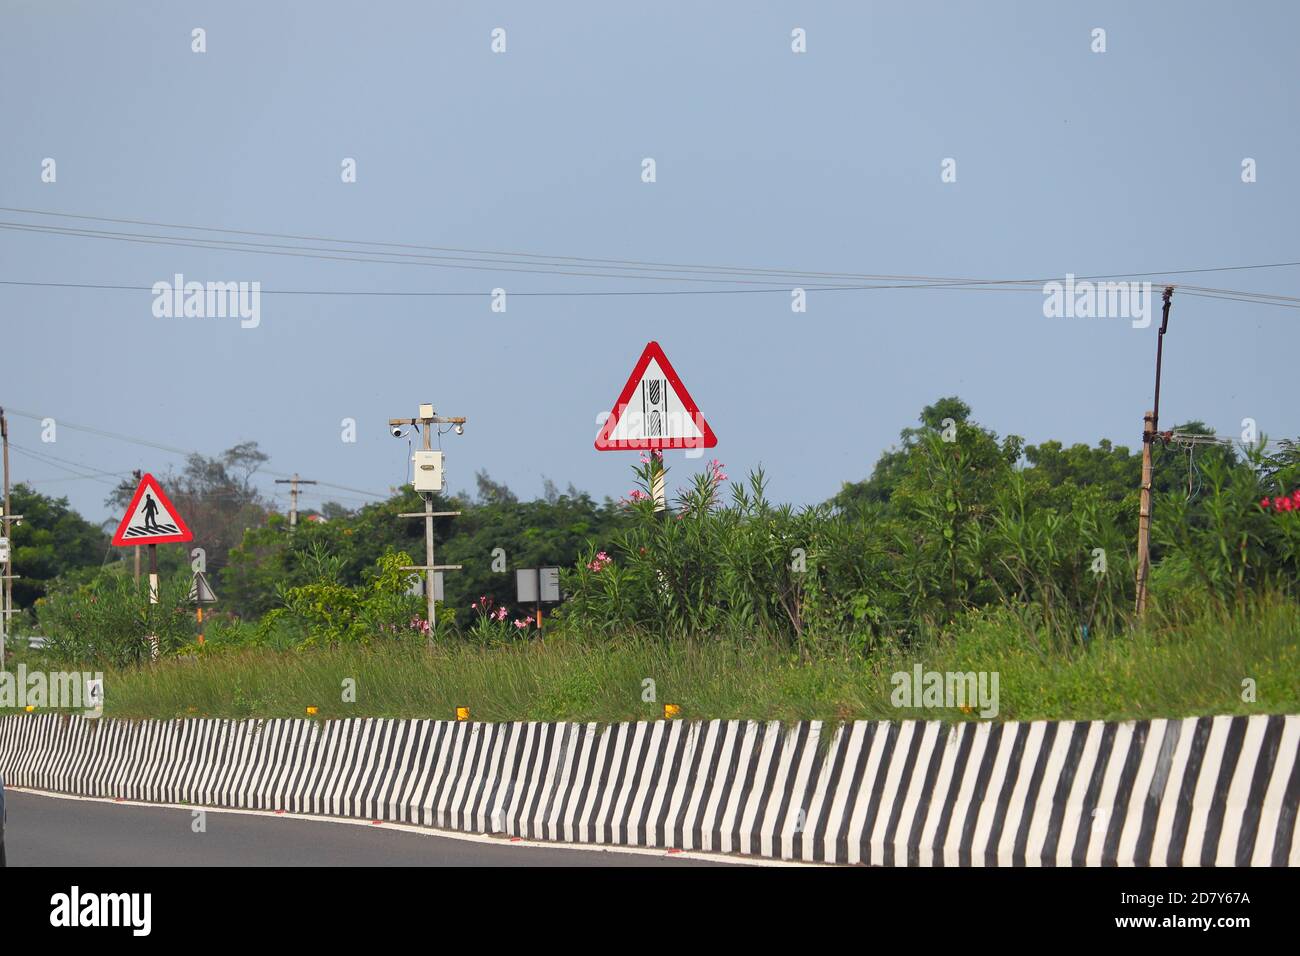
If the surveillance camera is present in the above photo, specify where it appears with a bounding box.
[454,424,464,436]
[390,425,404,438]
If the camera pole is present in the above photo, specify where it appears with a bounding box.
[390,404,466,645]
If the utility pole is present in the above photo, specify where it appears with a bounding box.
[0,408,24,664]
[131,468,142,583]
[389,403,465,644]
[274,473,317,530]
[1,405,12,664]
[1135,286,1174,616]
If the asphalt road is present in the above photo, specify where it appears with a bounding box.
[3,790,732,867]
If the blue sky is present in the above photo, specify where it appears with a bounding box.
[2,1,1297,522]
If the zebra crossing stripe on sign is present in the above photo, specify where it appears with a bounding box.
[110,473,193,546]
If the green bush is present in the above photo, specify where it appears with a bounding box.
[261,547,430,648]
[1153,443,1300,604]
[560,429,1298,650]
[36,567,197,668]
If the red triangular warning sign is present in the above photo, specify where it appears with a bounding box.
[595,341,718,451]
[111,473,193,546]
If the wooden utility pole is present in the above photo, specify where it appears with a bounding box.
[389,403,466,644]
[1,405,11,662]
[131,468,142,583]
[1135,410,1156,615]
[1135,286,1174,616]
[275,473,317,530]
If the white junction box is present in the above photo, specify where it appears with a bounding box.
[412,450,444,492]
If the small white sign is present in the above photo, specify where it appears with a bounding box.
[85,678,104,718]
[540,567,561,603]
[517,567,562,603]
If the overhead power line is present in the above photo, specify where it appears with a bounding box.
[3,276,1296,309]
[1,408,389,500]
[4,203,1300,285]
[8,441,134,479]
[0,277,1051,297]
[7,442,128,487]
[1,221,838,287]
[0,206,1297,307]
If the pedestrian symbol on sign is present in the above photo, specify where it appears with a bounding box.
[142,494,160,530]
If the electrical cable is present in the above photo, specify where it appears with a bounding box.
[5,204,1299,288]
[1,408,389,499]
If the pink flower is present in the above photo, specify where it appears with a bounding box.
[513,618,530,629]
[494,606,507,621]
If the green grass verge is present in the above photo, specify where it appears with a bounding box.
[35,593,1297,723]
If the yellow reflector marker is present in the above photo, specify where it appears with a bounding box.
[456,706,470,721]
[306,706,319,716]
[663,704,681,719]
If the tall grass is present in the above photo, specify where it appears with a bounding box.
[82,593,1298,723]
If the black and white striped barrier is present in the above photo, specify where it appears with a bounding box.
[0,714,1295,865]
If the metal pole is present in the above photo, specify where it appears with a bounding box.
[389,405,464,646]
[651,449,666,513]
[422,418,436,640]
[147,543,160,662]
[1152,286,1174,433]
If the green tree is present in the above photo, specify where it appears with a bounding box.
[222,473,624,623]
[5,483,107,612]
[832,396,974,512]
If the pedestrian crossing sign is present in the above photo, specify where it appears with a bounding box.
[111,473,193,546]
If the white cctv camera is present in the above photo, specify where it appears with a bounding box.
[454,424,464,435]
[391,425,404,438]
